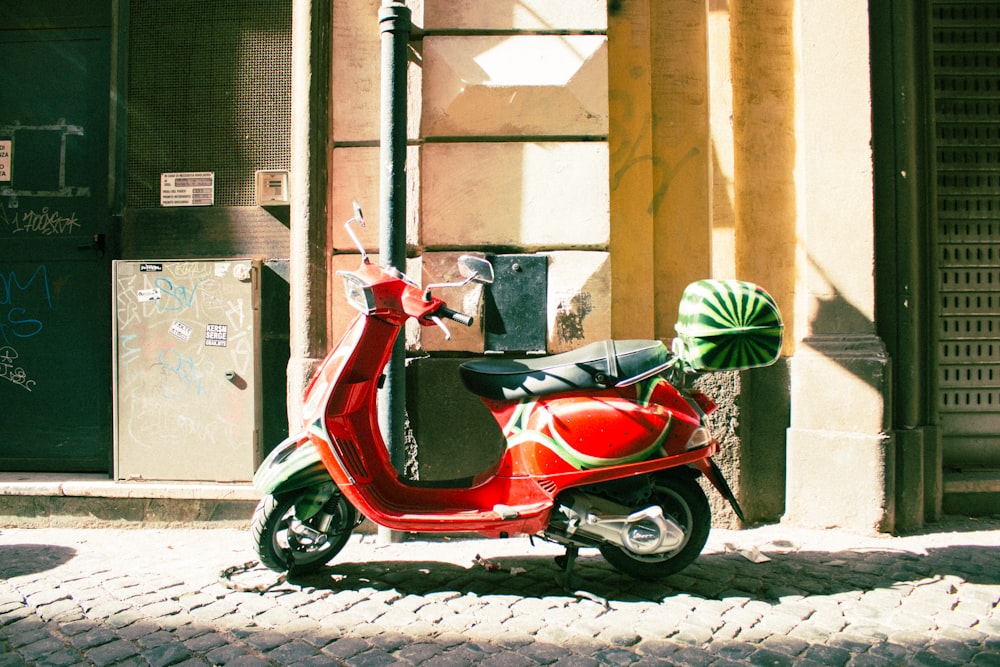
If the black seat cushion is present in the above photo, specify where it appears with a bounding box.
[459,339,668,401]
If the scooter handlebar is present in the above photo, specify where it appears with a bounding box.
[435,306,474,327]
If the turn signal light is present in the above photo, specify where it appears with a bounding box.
[689,390,717,415]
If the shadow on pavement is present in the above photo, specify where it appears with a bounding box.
[287,543,1000,602]
[0,544,77,578]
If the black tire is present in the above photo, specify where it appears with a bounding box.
[251,487,356,575]
[599,475,711,580]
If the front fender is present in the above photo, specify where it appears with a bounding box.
[253,434,332,497]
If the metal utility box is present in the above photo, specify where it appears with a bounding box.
[113,259,262,481]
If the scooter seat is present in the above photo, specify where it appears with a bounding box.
[459,339,669,401]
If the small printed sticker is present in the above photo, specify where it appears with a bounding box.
[0,140,11,182]
[205,323,228,347]
[168,320,193,342]
[160,172,214,207]
[140,263,163,272]
[232,263,252,282]
[137,288,161,303]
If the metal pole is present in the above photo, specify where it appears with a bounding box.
[378,1,410,477]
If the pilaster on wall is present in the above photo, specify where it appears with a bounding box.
[608,0,712,340]
[724,0,799,526]
[649,0,712,335]
[786,337,893,531]
[784,0,894,533]
[608,0,655,339]
[731,0,797,344]
[287,0,331,430]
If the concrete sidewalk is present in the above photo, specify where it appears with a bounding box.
[0,473,258,529]
[2,516,999,665]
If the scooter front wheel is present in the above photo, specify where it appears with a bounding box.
[599,475,711,580]
[251,487,357,575]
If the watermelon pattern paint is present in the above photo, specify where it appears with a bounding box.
[674,279,783,372]
[489,369,716,475]
[499,397,674,471]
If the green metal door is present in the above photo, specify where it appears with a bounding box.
[929,2,1000,472]
[0,3,113,471]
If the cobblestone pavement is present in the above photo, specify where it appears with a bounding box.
[1,516,999,666]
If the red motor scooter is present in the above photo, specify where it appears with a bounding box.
[251,203,783,581]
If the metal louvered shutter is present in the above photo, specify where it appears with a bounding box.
[931,1,1000,468]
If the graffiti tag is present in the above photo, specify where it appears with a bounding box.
[1,203,81,236]
[0,264,51,345]
[154,277,200,312]
[0,346,35,391]
[153,348,210,399]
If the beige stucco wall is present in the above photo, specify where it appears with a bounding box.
[329,0,613,352]
[784,0,892,533]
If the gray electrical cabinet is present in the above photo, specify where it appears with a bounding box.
[113,259,262,482]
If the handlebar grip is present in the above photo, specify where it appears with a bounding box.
[437,306,474,327]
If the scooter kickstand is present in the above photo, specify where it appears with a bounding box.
[554,545,579,590]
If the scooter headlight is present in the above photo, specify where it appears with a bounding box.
[340,272,376,314]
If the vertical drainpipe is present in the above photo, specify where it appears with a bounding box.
[287,0,331,430]
[378,1,411,479]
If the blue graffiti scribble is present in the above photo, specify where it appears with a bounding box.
[0,265,51,345]
[154,348,209,399]
[0,265,52,308]
[154,277,200,312]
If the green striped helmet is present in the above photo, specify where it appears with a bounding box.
[675,279,783,371]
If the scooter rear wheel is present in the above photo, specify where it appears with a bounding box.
[251,488,356,575]
[599,475,711,580]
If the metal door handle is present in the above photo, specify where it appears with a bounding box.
[77,233,106,256]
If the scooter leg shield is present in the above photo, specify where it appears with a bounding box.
[253,436,333,501]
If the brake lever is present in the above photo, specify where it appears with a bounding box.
[430,316,452,340]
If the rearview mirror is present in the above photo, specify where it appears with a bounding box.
[458,256,494,285]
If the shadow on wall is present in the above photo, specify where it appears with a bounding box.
[807,255,879,340]
[728,0,879,389]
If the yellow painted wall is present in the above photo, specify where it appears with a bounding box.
[730,0,798,355]
[609,0,797,353]
[322,0,890,529]
[608,0,656,339]
[608,0,712,340]
[649,0,712,337]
